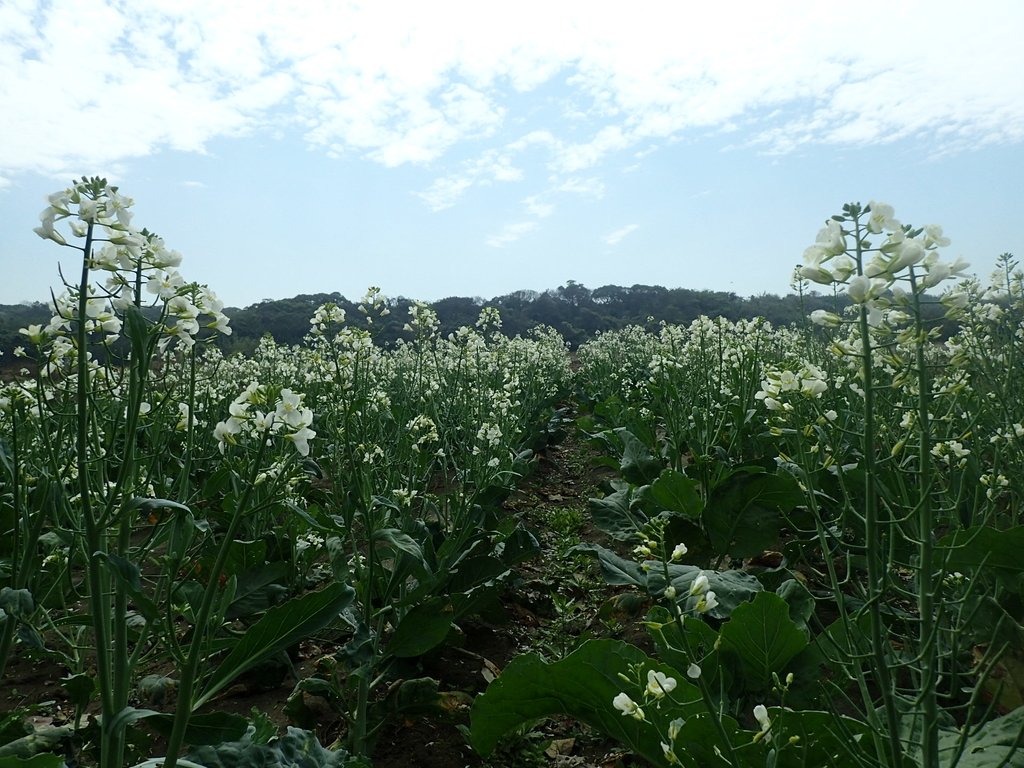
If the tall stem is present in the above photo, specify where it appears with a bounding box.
[852,215,904,767]
[910,271,939,768]
[75,220,123,767]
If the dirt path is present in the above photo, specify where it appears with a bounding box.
[372,420,645,768]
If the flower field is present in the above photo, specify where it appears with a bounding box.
[3,180,1024,767]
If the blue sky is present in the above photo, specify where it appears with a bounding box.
[2,0,1022,309]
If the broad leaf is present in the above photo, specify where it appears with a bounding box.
[938,705,1024,767]
[589,480,647,540]
[718,591,807,691]
[197,582,353,709]
[705,470,803,559]
[145,711,248,746]
[225,562,289,620]
[572,543,646,587]
[387,597,454,658]
[648,468,703,519]
[647,565,762,619]
[615,428,663,485]
[470,639,704,765]
[185,726,369,768]
[0,756,66,768]
[940,526,1024,590]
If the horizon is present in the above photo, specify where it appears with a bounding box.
[2,2,1022,308]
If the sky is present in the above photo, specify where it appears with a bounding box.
[1,0,1023,309]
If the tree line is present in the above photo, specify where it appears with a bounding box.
[2,279,951,367]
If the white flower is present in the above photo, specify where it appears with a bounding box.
[612,692,645,720]
[689,573,710,597]
[275,389,312,429]
[687,663,702,679]
[847,275,872,304]
[810,309,842,328]
[19,324,45,344]
[890,238,926,273]
[671,542,688,561]
[815,220,846,256]
[696,591,719,614]
[867,201,899,234]
[286,426,316,457]
[664,585,677,600]
[661,742,678,764]
[646,669,677,698]
[923,224,950,249]
[753,704,772,742]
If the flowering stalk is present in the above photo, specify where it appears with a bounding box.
[908,268,939,768]
[849,207,905,768]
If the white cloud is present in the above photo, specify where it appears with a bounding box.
[523,195,554,218]
[486,221,536,248]
[417,175,474,211]
[557,177,605,198]
[2,1,1023,185]
[180,180,206,188]
[416,147,524,211]
[605,224,638,246]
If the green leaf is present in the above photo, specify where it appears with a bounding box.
[372,528,425,562]
[704,470,803,559]
[387,597,454,658]
[615,428,663,485]
[146,711,249,746]
[648,468,703,519]
[497,526,539,566]
[61,673,96,709]
[185,726,367,768]
[588,481,647,540]
[769,709,876,767]
[571,543,646,587]
[647,565,762,619]
[197,582,353,709]
[940,526,1024,588]
[938,706,1024,767]
[447,555,509,594]
[225,562,289,620]
[718,592,807,691]
[0,589,33,620]
[470,639,704,764]
[776,579,815,634]
[0,727,72,759]
[0,755,66,767]
[125,497,192,516]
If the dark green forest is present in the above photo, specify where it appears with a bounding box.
[0,280,860,364]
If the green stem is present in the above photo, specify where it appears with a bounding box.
[852,214,904,768]
[0,406,21,681]
[161,437,269,768]
[73,219,123,768]
[910,270,939,768]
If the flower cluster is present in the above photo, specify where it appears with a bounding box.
[404,301,440,337]
[27,179,230,355]
[475,306,503,333]
[612,668,679,723]
[213,384,316,456]
[799,202,969,327]
[310,303,346,335]
[754,363,828,412]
